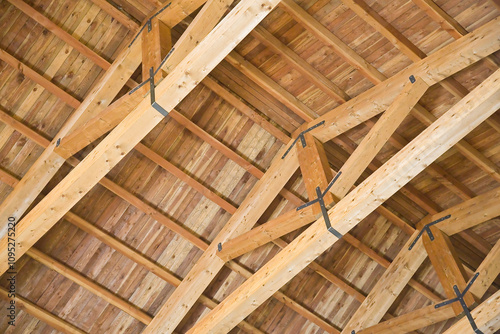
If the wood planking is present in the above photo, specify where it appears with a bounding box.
[25,247,154,325]
[186,68,500,333]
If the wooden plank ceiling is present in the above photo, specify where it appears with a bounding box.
[0,0,499,333]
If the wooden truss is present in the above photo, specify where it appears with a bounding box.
[0,0,500,333]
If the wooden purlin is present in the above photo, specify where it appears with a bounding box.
[186,68,500,333]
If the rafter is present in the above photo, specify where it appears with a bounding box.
[185,68,500,333]
[0,287,86,334]
[25,248,153,325]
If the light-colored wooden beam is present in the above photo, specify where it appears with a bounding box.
[26,247,153,325]
[331,77,428,198]
[0,287,86,334]
[0,0,284,276]
[420,223,476,314]
[297,132,335,214]
[470,239,500,299]
[430,186,500,236]
[356,303,455,334]
[185,68,500,333]
[443,288,500,334]
[162,0,233,73]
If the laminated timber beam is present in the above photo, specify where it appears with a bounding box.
[0,287,86,334]
[144,19,500,333]
[218,76,428,260]
[470,239,500,298]
[0,0,284,277]
[89,0,140,31]
[186,68,500,333]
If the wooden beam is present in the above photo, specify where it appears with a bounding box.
[429,186,500,236]
[89,0,140,30]
[443,288,500,334]
[0,40,142,239]
[0,0,284,276]
[0,48,80,109]
[142,17,167,81]
[225,51,319,121]
[0,287,86,334]
[185,68,500,333]
[298,132,335,214]
[332,77,428,197]
[470,239,500,299]
[356,303,455,334]
[420,223,476,314]
[250,25,350,103]
[26,247,153,325]
[162,0,233,73]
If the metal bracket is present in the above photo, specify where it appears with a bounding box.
[217,242,222,252]
[408,214,451,250]
[281,121,325,159]
[129,67,169,116]
[128,2,172,47]
[296,172,342,238]
[409,75,416,83]
[435,273,483,334]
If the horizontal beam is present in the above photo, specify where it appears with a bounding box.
[0,287,85,334]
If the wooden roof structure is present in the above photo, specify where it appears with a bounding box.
[0,0,499,333]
